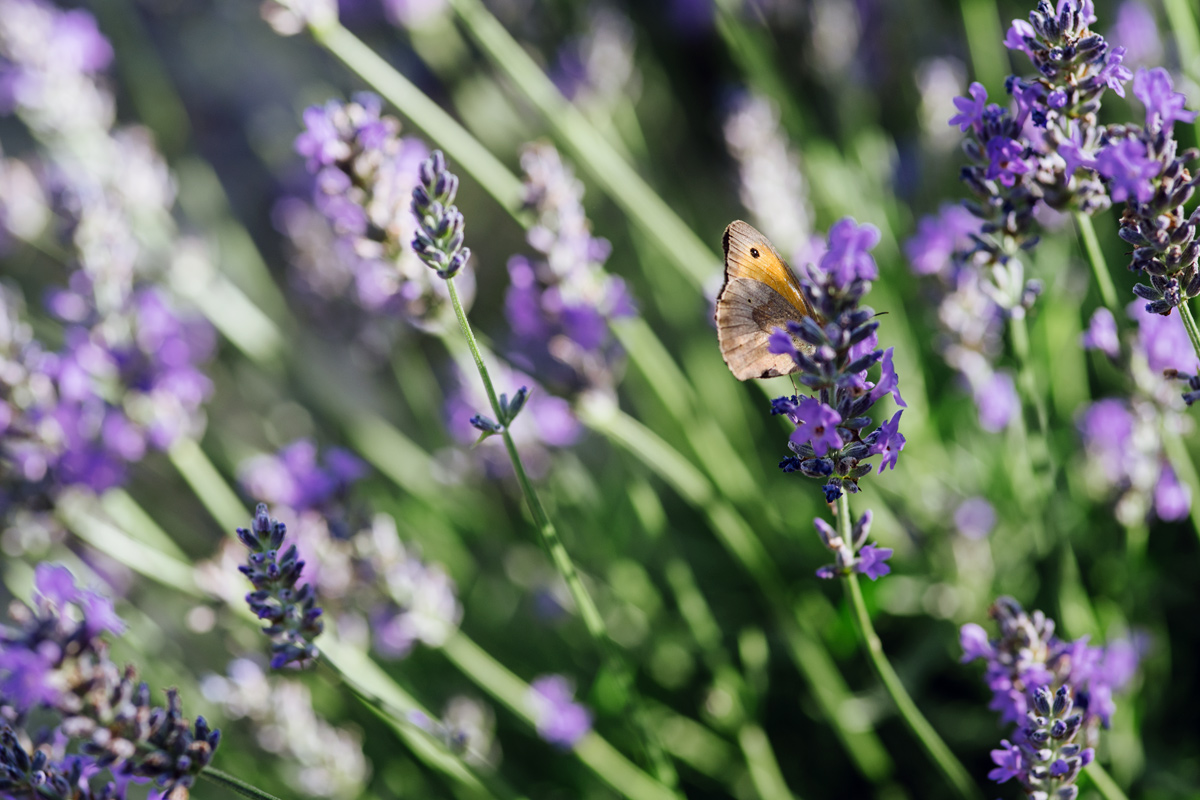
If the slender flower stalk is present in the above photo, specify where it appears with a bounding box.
[836,495,982,800]
[411,150,676,785]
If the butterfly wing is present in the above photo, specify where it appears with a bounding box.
[716,221,816,381]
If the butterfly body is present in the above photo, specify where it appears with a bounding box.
[716,220,819,380]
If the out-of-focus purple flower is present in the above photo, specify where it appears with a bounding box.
[975,370,1018,432]
[1081,308,1120,358]
[0,562,219,797]
[1153,467,1190,521]
[905,204,980,277]
[954,497,996,539]
[1132,67,1198,135]
[960,622,993,662]
[294,97,469,330]
[1108,1,1161,67]
[818,218,880,288]
[1130,300,1196,374]
[528,675,592,748]
[504,143,634,399]
[855,543,893,580]
[381,0,447,29]
[962,596,1140,735]
[1094,138,1160,203]
[240,439,366,514]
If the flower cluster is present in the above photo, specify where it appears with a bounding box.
[988,685,1095,799]
[0,564,220,800]
[527,674,592,748]
[504,142,634,399]
[769,218,906,501]
[294,95,470,328]
[812,510,893,580]
[214,474,462,663]
[963,597,1143,796]
[905,204,1021,433]
[237,503,325,668]
[961,595,1141,731]
[0,0,215,510]
[1101,68,1199,315]
[1077,302,1193,523]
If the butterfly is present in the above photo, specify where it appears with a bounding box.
[715,220,820,381]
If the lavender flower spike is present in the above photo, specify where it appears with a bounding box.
[771,218,906,501]
[237,503,325,668]
[412,150,471,279]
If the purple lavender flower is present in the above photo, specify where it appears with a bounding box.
[412,149,470,280]
[0,563,218,799]
[904,204,980,277]
[503,143,634,398]
[240,440,365,520]
[962,596,1140,735]
[812,510,890,580]
[1103,68,1200,316]
[984,685,1095,796]
[528,675,592,748]
[1133,67,1198,134]
[855,543,893,580]
[1094,138,1160,203]
[236,504,325,668]
[975,370,1019,432]
[1108,1,1162,67]
[1081,307,1120,357]
[769,217,905,500]
[293,96,469,329]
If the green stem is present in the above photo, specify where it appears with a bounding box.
[198,767,285,800]
[443,279,676,788]
[1162,0,1200,83]
[1074,212,1120,314]
[1177,300,1200,368]
[1084,761,1131,800]
[582,404,892,782]
[957,0,1007,95]
[837,495,982,800]
[1009,314,1050,446]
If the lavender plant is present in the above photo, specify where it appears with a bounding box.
[0,564,220,800]
[962,597,1141,797]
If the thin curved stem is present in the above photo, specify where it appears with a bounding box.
[1177,300,1200,368]
[1074,212,1120,314]
[443,277,677,789]
[199,767,285,800]
[838,495,983,800]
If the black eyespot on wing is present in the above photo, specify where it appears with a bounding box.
[750,248,760,258]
